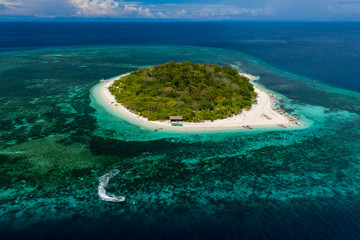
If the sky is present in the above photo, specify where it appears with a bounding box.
[0,0,360,21]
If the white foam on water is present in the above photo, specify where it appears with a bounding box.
[98,169,125,203]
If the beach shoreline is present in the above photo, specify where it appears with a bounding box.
[91,72,308,132]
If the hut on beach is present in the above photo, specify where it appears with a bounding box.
[170,116,183,122]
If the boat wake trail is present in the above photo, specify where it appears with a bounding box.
[98,169,125,202]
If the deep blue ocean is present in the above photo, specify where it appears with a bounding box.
[1,22,360,239]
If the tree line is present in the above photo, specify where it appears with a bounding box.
[109,61,256,122]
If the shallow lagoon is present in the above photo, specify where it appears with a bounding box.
[1,45,360,239]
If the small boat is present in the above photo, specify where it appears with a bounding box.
[171,122,183,126]
[154,128,163,131]
[242,125,253,129]
[278,124,286,128]
[99,78,106,82]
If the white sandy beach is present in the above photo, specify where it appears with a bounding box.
[92,73,303,132]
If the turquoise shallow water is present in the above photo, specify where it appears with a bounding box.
[1,45,360,239]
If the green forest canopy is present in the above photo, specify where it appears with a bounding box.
[109,61,257,122]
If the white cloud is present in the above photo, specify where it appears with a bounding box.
[153,3,265,19]
[2,0,359,20]
[70,0,119,16]
[0,0,262,19]
[0,0,22,12]
[156,11,167,18]
[124,4,151,17]
[0,0,22,7]
[176,9,186,17]
[330,0,360,13]
[68,0,153,17]
[0,0,76,17]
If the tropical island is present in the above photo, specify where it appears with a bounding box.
[108,61,257,122]
[91,61,306,132]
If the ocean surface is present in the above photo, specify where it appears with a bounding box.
[1,22,360,239]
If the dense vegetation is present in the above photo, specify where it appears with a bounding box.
[109,61,257,122]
